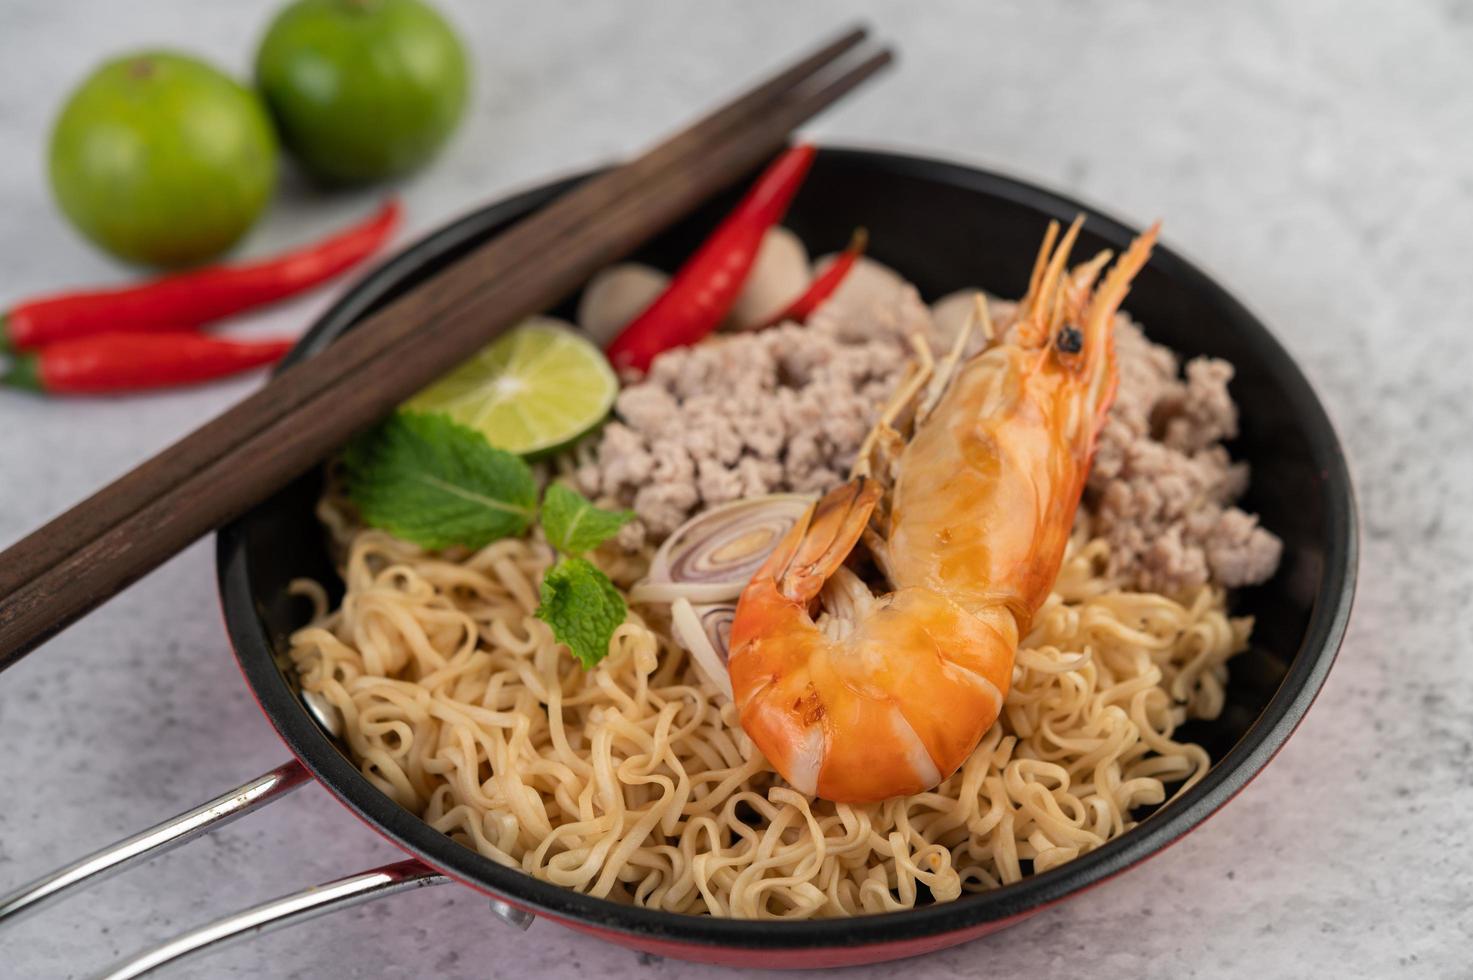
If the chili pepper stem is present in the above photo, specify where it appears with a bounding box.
[2,353,42,391]
[0,313,13,355]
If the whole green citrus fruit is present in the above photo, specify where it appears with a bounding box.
[255,0,470,184]
[48,52,278,267]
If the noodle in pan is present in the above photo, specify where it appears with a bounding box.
[287,505,1247,919]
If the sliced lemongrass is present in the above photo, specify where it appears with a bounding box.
[672,597,734,701]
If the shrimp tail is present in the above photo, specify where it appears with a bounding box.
[767,478,882,603]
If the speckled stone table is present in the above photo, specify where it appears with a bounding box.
[2,1,1470,977]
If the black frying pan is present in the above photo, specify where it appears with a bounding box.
[212,146,1357,968]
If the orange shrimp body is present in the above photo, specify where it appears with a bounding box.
[728,221,1159,802]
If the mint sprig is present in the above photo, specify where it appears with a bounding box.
[344,413,537,550]
[537,484,632,669]
[535,557,628,669]
[345,411,631,668]
[542,484,634,555]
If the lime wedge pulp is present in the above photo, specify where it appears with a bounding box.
[406,317,618,456]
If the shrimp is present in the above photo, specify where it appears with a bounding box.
[727,219,1160,802]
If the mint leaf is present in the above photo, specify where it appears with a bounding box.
[541,484,634,556]
[536,557,627,668]
[344,412,537,550]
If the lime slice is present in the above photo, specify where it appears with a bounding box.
[406,317,617,456]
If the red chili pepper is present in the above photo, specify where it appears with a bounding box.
[756,227,867,330]
[3,332,294,395]
[605,144,817,373]
[0,200,400,353]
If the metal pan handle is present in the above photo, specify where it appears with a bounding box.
[97,859,450,980]
[0,761,311,927]
[3,758,537,976]
[93,863,536,979]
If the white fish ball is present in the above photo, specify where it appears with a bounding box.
[726,227,810,330]
[930,289,985,349]
[810,253,906,323]
[577,263,670,345]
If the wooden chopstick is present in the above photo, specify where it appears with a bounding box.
[0,35,894,669]
[0,25,872,606]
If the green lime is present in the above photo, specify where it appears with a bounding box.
[407,318,619,457]
[255,0,470,184]
[48,52,278,267]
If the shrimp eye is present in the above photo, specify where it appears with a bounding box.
[1055,326,1083,355]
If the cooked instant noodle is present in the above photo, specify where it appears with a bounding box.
[287,501,1249,918]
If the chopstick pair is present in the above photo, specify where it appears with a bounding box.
[0,26,894,669]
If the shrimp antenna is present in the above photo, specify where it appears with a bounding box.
[917,295,983,422]
[1019,216,1084,348]
[1024,220,1061,311]
[1040,216,1085,314]
[1082,222,1160,422]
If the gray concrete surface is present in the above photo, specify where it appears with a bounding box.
[2,1,1470,977]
